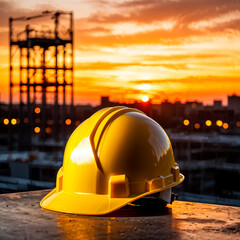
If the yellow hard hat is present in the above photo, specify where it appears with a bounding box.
[40,106,184,215]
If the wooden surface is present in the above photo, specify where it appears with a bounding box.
[0,190,239,239]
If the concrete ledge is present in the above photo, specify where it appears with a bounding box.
[0,190,239,239]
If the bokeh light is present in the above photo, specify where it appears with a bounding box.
[47,120,53,125]
[45,127,52,134]
[65,119,72,125]
[35,118,40,124]
[216,120,223,127]
[3,118,9,125]
[194,123,200,129]
[223,123,229,129]
[205,120,212,127]
[24,117,29,124]
[11,118,17,125]
[191,103,197,109]
[183,119,190,126]
[34,107,41,114]
[34,127,41,133]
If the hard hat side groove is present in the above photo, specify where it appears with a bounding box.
[89,106,126,173]
[40,106,184,215]
[90,107,144,173]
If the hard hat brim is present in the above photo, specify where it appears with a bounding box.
[40,173,184,215]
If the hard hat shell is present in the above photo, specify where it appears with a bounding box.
[40,106,184,215]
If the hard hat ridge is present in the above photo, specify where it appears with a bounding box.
[40,106,184,215]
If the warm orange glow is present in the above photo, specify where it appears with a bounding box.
[139,84,151,91]
[35,118,40,124]
[0,1,239,106]
[34,107,41,114]
[142,95,149,102]
[65,119,72,125]
[216,120,223,127]
[11,118,17,125]
[24,118,29,124]
[183,119,190,126]
[205,120,212,127]
[194,123,200,129]
[191,103,197,109]
[236,121,240,127]
[223,123,229,129]
[75,121,81,126]
[45,127,52,134]
[34,127,41,133]
[3,118,9,125]
[47,120,53,125]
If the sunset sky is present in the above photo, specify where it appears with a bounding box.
[0,0,240,105]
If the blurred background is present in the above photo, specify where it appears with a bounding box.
[0,0,239,206]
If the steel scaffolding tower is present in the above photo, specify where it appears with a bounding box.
[9,11,74,150]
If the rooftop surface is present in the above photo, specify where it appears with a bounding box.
[0,190,239,239]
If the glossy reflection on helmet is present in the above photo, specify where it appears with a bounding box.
[40,106,184,215]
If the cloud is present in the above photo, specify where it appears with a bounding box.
[74,27,199,47]
[0,1,21,27]
[141,53,228,62]
[0,1,57,27]
[0,1,60,47]
[78,26,111,34]
[85,0,240,37]
[2,0,240,48]
[74,61,190,71]
[129,75,240,85]
[75,62,136,70]
[0,0,239,105]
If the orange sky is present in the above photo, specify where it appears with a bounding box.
[0,0,240,106]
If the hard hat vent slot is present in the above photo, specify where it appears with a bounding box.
[109,174,130,198]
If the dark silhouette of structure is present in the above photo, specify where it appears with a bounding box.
[9,11,74,150]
